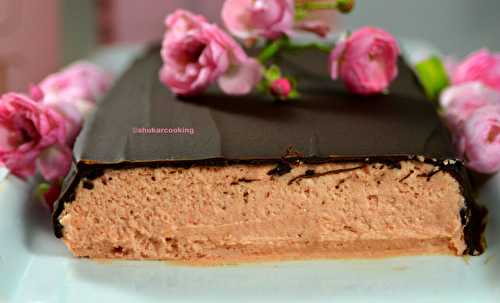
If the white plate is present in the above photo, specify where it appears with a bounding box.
[0,172,499,303]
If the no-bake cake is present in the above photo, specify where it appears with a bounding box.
[53,48,485,262]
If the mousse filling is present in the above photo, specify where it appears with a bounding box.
[59,161,466,262]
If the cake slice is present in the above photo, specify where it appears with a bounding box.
[53,47,485,262]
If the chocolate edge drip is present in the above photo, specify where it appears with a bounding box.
[439,162,487,255]
[267,162,293,176]
[287,165,366,185]
[52,156,487,255]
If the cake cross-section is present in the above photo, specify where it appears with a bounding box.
[53,48,485,262]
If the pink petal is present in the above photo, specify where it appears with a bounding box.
[222,0,255,39]
[296,20,331,38]
[30,85,45,102]
[222,0,294,39]
[37,144,72,182]
[329,40,347,80]
[218,58,263,95]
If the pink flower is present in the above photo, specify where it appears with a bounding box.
[40,62,113,104]
[222,0,294,40]
[329,27,400,95]
[38,63,110,145]
[452,49,500,92]
[40,89,95,146]
[37,144,72,182]
[440,82,500,131]
[270,78,293,99]
[0,93,71,180]
[160,9,262,96]
[462,105,500,174]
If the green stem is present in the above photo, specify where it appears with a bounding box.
[258,37,333,64]
[284,42,332,53]
[258,38,287,63]
[297,2,339,11]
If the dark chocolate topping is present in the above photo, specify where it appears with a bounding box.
[52,46,485,254]
[73,48,454,163]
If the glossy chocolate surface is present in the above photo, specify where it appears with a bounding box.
[74,48,454,163]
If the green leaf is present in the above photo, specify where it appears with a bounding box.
[415,56,450,101]
[36,182,51,201]
[265,65,282,82]
[256,81,267,93]
[288,89,301,99]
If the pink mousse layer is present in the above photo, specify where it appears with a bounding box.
[58,161,466,263]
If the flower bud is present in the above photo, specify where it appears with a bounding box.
[337,0,355,14]
[270,78,293,100]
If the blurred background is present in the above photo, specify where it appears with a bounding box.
[1,0,500,94]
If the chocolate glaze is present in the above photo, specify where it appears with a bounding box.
[52,46,486,255]
[267,162,293,176]
[287,165,365,185]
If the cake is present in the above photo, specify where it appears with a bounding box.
[52,47,485,262]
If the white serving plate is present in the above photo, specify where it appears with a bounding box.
[0,171,499,303]
[1,42,499,302]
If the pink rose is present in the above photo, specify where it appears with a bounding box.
[440,82,500,131]
[329,27,400,95]
[39,62,113,104]
[452,49,500,92]
[0,93,71,180]
[462,105,500,174]
[37,144,72,182]
[160,10,262,96]
[38,87,95,146]
[48,99,94,146]
[38,63,111,145]
[222,0,294,40]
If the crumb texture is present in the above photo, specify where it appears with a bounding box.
[59,161,466,262]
